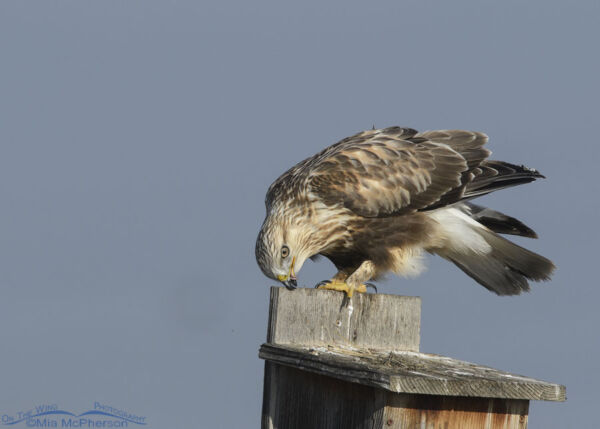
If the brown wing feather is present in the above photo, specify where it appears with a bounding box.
[414,130,490,170]
[270,126,538,218]
[308,127,472,217]
[413,130,491,210]
[265,127,419,209]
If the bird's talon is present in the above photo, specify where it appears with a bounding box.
[314,280,377,297]
[364,282,378,293]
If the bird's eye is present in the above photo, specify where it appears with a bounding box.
[281,245,290,259]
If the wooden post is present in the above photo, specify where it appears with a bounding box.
[259,287,565,429]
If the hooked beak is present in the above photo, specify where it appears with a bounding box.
[277,257,297,290]
[281,278,297,290]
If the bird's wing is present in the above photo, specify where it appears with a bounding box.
[307,127,490,217]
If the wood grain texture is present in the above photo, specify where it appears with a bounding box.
[259,344,566,402]
[267,287,421,352]
[262,362,386,429]
[261,361,530,429]
[260,285,565,428]
[383,393,529,429]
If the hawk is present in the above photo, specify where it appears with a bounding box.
[255,126,554,297]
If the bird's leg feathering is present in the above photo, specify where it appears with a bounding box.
[346,260,377,285]
[331,270,351,282]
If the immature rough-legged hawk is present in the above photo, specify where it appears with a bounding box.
[255,126,554,297]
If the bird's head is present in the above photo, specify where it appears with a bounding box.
[255,214,315,290]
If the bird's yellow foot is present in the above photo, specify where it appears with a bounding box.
[315,281,376,298]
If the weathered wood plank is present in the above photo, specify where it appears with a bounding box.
[262,362,386,429]
[262,361,530,429]
[260,286,566,428]
[267,287,421,352]
[383,393,529,429]
[259,343,566,402]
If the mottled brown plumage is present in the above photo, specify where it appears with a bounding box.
[255,126,554,296]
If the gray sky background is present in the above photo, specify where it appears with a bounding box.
[1,1,598,427]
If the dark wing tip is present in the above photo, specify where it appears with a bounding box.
[520,164,545,179]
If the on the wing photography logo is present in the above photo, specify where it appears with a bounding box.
[1,403,146,427]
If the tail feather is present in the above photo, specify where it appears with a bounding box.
[447,230,554,295]
[429,208,555,295]
[463,203,538,238]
